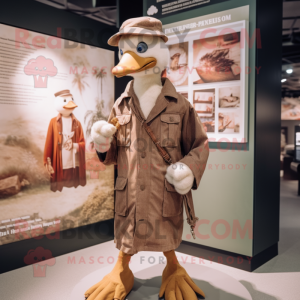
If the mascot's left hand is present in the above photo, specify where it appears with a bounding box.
[165,162,194,195]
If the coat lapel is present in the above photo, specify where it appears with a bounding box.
[145,94,169,124]
[56,114,62,146]
[70,113,79,141]
[120,78,178,124]
[146,78,178,124]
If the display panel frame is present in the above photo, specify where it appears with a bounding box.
[164,20,249,143]
[0,21,115,248]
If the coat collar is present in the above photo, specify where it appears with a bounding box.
[118,78,178,123]
[56,113,77,122]
[119,78,178,102]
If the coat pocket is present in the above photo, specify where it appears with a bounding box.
[116,114,131,147]
[114,177,128,216]
[161,114,180,148]
[162,179,183,217]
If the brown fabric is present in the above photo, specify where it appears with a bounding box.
[121,17,164,33]
[62,167,80,188]
[44,113,86,192]
[99,78,209,254]
[133,106,173,165]
[54,89,71,97]
[132,99,198,231]
[108,16,168,46]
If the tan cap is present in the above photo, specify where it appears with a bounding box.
[108,16,168,47]
[54,89,73,97]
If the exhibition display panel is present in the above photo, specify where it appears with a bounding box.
[0,23,115,246]
[146,0,282,270]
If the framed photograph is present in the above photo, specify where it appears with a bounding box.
[218,112,241,133]
[194,88,215,113]
[164,42,189,87]
[193,89,215,133]
[219,86,240,108]
[193,32,241,85]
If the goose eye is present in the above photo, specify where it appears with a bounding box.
[120,49,123,55]
[137,42,148,53]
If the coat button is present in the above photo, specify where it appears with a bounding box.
[170,116,174,122]
[141,151,146,158]
[140,185,145,191]
[59,132,61,135]
[58,142,60,144]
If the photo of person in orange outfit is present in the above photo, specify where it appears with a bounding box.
[44,89,86,192]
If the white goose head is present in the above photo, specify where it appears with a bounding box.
[112,35,170,79]
[54,90,77,117]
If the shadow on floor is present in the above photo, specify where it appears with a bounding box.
[128,276,251,300]
[240,281,279,300]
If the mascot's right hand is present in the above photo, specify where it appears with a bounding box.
[91,120,117,153]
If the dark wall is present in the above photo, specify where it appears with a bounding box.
[0,0,117,50]
[0,0,118,274]
[253,0,282,255]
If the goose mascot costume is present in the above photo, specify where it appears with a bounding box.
[85,17,209,300]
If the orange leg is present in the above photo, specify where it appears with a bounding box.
[159,250,205,300]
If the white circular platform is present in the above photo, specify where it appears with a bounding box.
[70,262,252,300]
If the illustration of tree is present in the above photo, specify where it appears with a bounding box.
[84,100,108,138]
[94,67,107,99]
[72,73,89,95]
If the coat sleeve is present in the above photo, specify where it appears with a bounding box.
[96,106,118,165]
[77,121,87,186]
[43,119,54,166]
[179,101,209,189]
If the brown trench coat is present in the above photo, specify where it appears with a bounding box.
[44,113,86,192]
[98,78,209,254]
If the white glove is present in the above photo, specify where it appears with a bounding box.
[91,120,116,153]
[165,162,194,195]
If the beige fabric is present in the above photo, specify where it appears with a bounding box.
[61,116,79,169]
[108,16,168,46]
[99,78,209,254]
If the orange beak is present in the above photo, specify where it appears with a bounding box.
[63,101,78,109]
[112,51,157,78]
